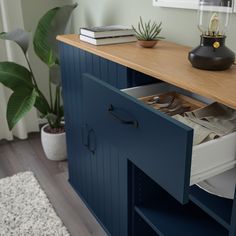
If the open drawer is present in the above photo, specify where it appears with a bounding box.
[123,83,236,186]
[82,74,236,204]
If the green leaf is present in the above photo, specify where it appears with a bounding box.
[133,18,163,41]
[0,29,30,54]
[50,64,61,86]
[46,112,62,128]
[53,85,61,114]
[7,88,37,130]
[46,112,58,125]
[59,105,64,118]
[149,23,157,38]
[0,62,33,91]
[33,3,78,66]
[132,25,142,39]
[34,96,50,116]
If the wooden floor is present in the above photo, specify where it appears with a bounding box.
[0,133,107,236]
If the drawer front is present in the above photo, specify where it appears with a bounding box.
[83,74,193,203]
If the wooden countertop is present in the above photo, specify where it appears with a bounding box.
[57,34,236,109]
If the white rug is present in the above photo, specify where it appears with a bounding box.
[0,171,70,236]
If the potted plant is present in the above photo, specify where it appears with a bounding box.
[132,17,164,48]
[0,3,78,161]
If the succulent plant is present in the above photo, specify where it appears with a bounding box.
[132,17,164,41]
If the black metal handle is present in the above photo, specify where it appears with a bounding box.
[87,129,96,154]
[82,125,96,154]
[108,104,138,128]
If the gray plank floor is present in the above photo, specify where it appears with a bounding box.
[0,133,107,236]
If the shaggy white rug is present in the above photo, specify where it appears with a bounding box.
[0,171,70,236]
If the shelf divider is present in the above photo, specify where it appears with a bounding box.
[134,198,229,236]
[189,185,233,230]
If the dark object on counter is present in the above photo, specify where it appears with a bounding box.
[188,35,235,71]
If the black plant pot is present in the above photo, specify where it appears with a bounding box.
[188,36,235,71]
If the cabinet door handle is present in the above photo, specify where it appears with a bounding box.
[88,128,96,154]
[108,104,139,128]
[81,125,96,154]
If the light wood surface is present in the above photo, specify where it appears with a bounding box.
[57,34,236,109]
[139,92,205,115]
[0,134,107,236]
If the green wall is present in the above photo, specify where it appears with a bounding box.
[72,0,236,51]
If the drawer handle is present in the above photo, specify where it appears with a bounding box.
[108,104,139,128]
[82,125,96,154]
[87,128,96,154]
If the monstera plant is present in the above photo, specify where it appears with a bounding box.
[0,3,78,161]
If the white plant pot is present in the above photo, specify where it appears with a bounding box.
[41,124,67,161]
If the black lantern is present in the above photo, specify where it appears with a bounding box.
[189,1,235,71]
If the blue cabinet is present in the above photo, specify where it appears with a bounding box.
[59,43,132,188]
[82,74,193,204]
[59,43,136,235]
[59,41,236,236]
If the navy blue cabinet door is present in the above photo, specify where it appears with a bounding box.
[81,125,128,236]
[59,43,132,236]
[59,43,130,184]
[82,74,193,204]
[82,84,129,236]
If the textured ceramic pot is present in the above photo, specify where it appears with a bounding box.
[189,36,235,71]
[137,40,158,48]
[41,124,67,161]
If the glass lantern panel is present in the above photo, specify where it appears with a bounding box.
[197,0,232,36]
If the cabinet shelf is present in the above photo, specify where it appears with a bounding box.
[189,185,233,230]
[134,212,159,236]
[135,199,228,236]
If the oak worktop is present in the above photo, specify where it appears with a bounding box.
[57,34,236,109]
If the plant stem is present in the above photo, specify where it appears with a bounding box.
[24,54,39,90]
[57,86,61,126]
[49,76,53,110]
[53,88,56,114]
[57,86,60,115]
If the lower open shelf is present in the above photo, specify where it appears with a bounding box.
[189,185,233,230]
[135,199,228,236]
[134,212,158,236]
[130,163,231,236]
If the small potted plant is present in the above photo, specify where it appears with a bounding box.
[132,17,164,48]
[0,3,77,161]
